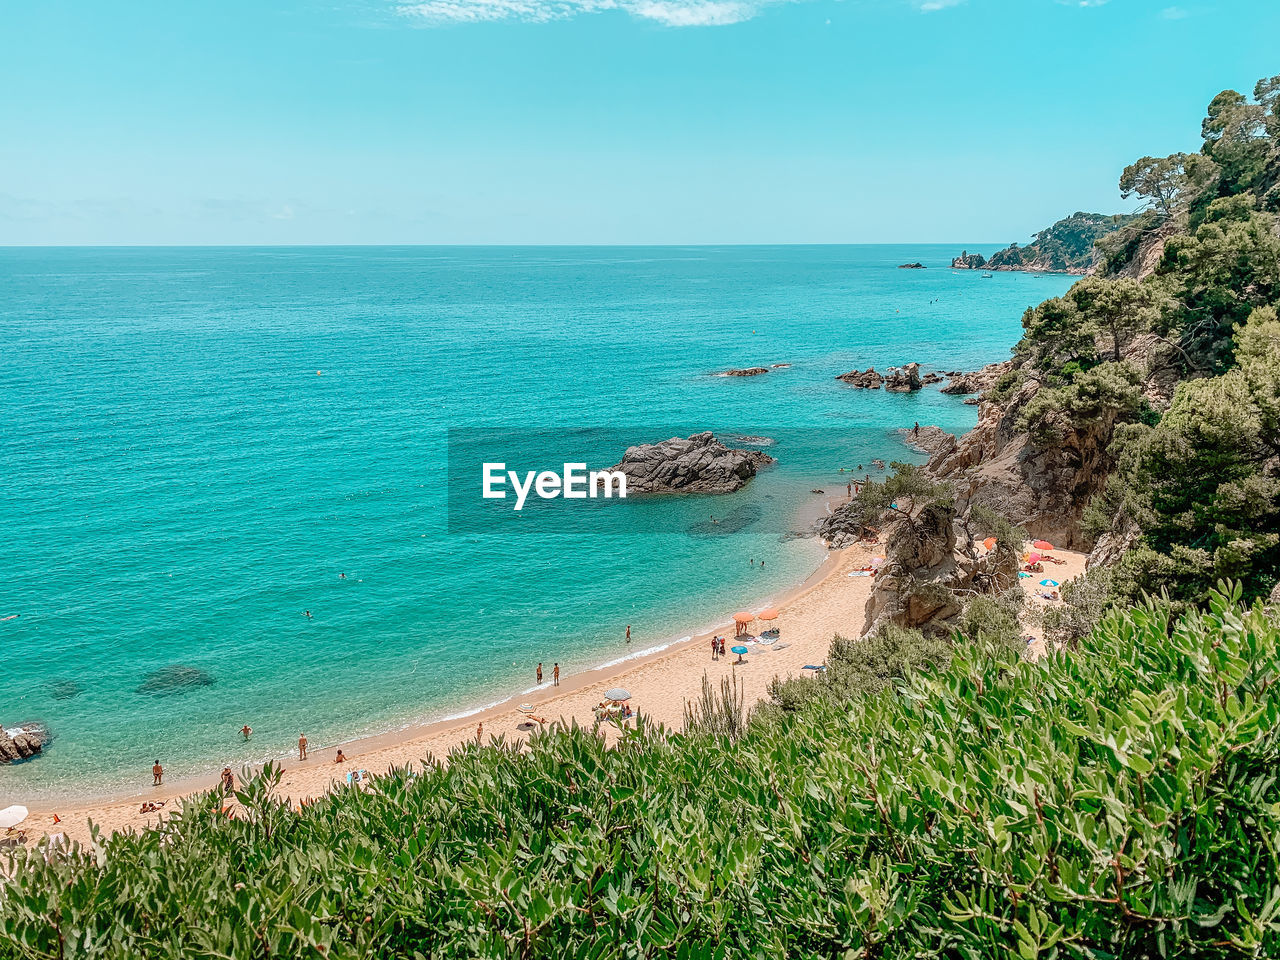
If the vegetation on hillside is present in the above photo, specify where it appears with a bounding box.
[987,211,1138,273]
[6,588,1280,958]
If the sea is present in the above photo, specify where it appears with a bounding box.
[0,245,1073,803]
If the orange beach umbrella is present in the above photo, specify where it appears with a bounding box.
[982,537,998,550]
[758,608,779,622]
[733,611,755,637]
[1032,540,1055,551]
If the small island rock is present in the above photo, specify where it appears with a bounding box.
[836,367,884,389]
[603,432,775,494]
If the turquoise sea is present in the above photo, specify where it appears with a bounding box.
[0,246,1073,803]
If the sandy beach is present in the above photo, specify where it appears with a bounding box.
[21,537,884,848]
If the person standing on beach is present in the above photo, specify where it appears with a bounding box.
[536,663,543,684]
[553,663,560,686]
[847,482,852,497]
[913,422,920,437]
[221,767,235,795]
[298,733,308,760]
[152,760,163,786]
[476,722,483,743]
[711,637,718,661]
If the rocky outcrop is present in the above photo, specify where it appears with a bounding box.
[898,425,957,460]
[898,262,926,269]
[941,363,1011,396]
[0,722,50,763]
[953,251,987,270]
[836,367,884,389]
[719,367,769,377]
[921,372,944,386]
[884,363,923,392]
[924,374,1116,550]
[604,432,775,494]
[861,505,1019,636]
[815,504,876,549]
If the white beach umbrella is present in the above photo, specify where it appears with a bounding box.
[0,804,28,829]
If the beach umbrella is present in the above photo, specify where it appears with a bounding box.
[870,557,886,569]
[1032,540,1055,551]
[730,646,748,656]
[982,536,997,550]
[605,688,631,702]
[1026,553,1043,564]
[0,805,27,830]
[1040,579,1060,588]
[758,608,779,622]
[733,611,755,637]
[517,704,534,714]
[1019,572,1031,578]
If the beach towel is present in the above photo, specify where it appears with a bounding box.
[848,570,873,577]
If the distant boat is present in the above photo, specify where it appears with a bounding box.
[981,273,994,278]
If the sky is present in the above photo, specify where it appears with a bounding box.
[0,0,1276,245]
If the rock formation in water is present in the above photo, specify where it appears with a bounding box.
[898,262,926,269]
[719,367,769,377]
[0,722,50,763]
[884,363,923,392]
[603,432,774,494]
[835,367,884,389]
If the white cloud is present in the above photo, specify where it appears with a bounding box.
[397,0,768,24]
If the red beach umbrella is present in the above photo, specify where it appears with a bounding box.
[1032,540,1055,551]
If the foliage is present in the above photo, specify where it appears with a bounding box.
[7,589,1280,957]
[1017,361,1143,443]
[682,673,747,740]
[1106,306,1280,609]
[984,211,1136,273]
[766,626,951,715]
[1042,565,1116,652]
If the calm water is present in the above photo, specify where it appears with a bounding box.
[0,246,1072,802]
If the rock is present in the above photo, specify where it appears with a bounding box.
[963,396,981,405]
[719,367,769,377]
[921,372,944,386]
[884,363,923,392]
[137,665,215,696]
[941,363,1009,396]
[952,251,987,270]
[862,504,1020,636]
[924,370,1117,550]
[770,363,791,369]
[815,504,875,549]
[898,262,926,269]
[898,425,956,460]
[0,721,51,763]
[836,367,884,389]
[603,432,775,495]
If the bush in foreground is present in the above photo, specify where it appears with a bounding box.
[4,585,1280,958]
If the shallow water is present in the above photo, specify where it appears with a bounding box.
[0,245,1072,802]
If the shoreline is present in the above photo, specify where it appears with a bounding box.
[22,502,880,846]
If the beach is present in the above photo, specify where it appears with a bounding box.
[23,539,883,847]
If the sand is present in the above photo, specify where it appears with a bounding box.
[20,540,883,848]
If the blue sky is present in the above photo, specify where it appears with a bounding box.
[0,0,1276,244]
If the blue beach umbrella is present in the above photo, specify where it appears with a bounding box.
[1018,572,1031,578]
[731,646,748,656]
[1040,579,1060,588]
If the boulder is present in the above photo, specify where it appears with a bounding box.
[836,367,884,389]
[603,432,775,495]
[719,367,769,377]
[0,722,51,763]
[898,262,926,269]
[884,363,923,392]
[921,372,944,386]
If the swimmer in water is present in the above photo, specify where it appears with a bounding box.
[339,573,346,579]
[304,610,312,619]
